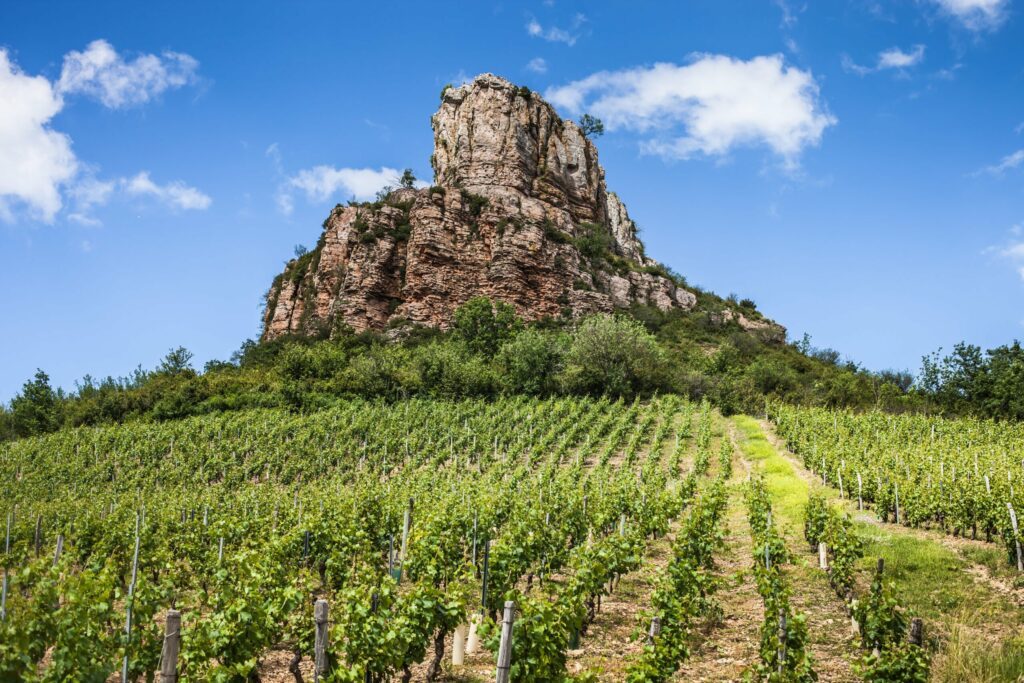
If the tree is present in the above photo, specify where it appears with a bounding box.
[10,369,61,437]
[294,244,309,258]
[496,329,566,395]
[452,297,523,355]
[578,114,605,138]
[158,347,195,376]
[561,314,669,396]
[398,169,417,189]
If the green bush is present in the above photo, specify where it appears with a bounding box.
[561,314,669,396]
[496,329,567,395]
[453,297,522,355]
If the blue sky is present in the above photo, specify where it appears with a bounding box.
[1,0,1023,401]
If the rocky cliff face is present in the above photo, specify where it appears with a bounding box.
[263,74,773,340]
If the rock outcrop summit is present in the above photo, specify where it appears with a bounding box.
[263,74,766,340]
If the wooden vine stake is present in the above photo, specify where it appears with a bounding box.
[314,598,329,682]
[909,617,923,647]
[1008,502,1023,572]
[818,542,829,570]
[0,568,6,623]
[495,601,516,683]
[647,616,662,645]
[857,472,863,511]
[1,512,8,622]
[777,609,787,676]
[159,609,181,683]
[397,498,414,582]
[894,483,901,525]
[53,534,64,566]
[121,514,142,682]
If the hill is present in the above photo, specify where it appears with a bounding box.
[261,73,784,344]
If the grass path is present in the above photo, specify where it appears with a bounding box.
[753,416,1024,683]
[730,415,860,682]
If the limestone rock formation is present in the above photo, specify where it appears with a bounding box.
[262,73,779,341]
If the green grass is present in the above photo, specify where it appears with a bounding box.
[734,415,1024,682]
[933,622,1024,683]
[732,415,809,534]
[853,527,1017,628]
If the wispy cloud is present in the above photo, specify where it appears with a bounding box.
[987,224,1024,280]
[526,13,586,46]
[843,45,926,75]
[276,165,427,215]
[973,149,1024,176]
[123,172,211,210]
[526,57,548,74]
[545,55,835,170]
[929,0,1008,30]
[773,0,802,27]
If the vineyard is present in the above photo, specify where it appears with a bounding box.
[0,397,1022,682]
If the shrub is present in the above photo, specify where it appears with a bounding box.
[453,297,523,355]
[496,329,567,395]
[412,340,497,397]
[560,314,669,396]
[460,190,489,219]
[543,219,572,245]
[575,222,614,260]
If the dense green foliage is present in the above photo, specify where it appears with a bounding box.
[0,395,708,680]
[0,295,930,443]
[774,403,1024,566]
[919,341,1024,420]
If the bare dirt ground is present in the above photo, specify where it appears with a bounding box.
[674,448,760,682]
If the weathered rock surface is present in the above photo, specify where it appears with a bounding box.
[262,73,781,341]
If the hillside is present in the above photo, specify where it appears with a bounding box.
[3,397,1022,681]
[261,73,784,343]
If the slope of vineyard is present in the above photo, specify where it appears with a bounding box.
[766,406,1024,681]
[3,398,1024,681]
[770,405,1024,565]
[0,396,725,681]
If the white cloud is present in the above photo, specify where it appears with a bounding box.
[57,39,198,108]
[878,45,926,69]
[0,49,78,222]
[526,14,585,46]
[930,0,1008,30]
[69,213,102,227]
[123,172,212,210]
[277,165,429,213]
[0,42,204,225]
[774,0,800,27]
[68,175,116,212]
[545,56,835,168]
[991,226,1024,280]
[288,166,402,202]
[974,149,1024,176]
[526,57,548,74]
[843,45,926,75]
